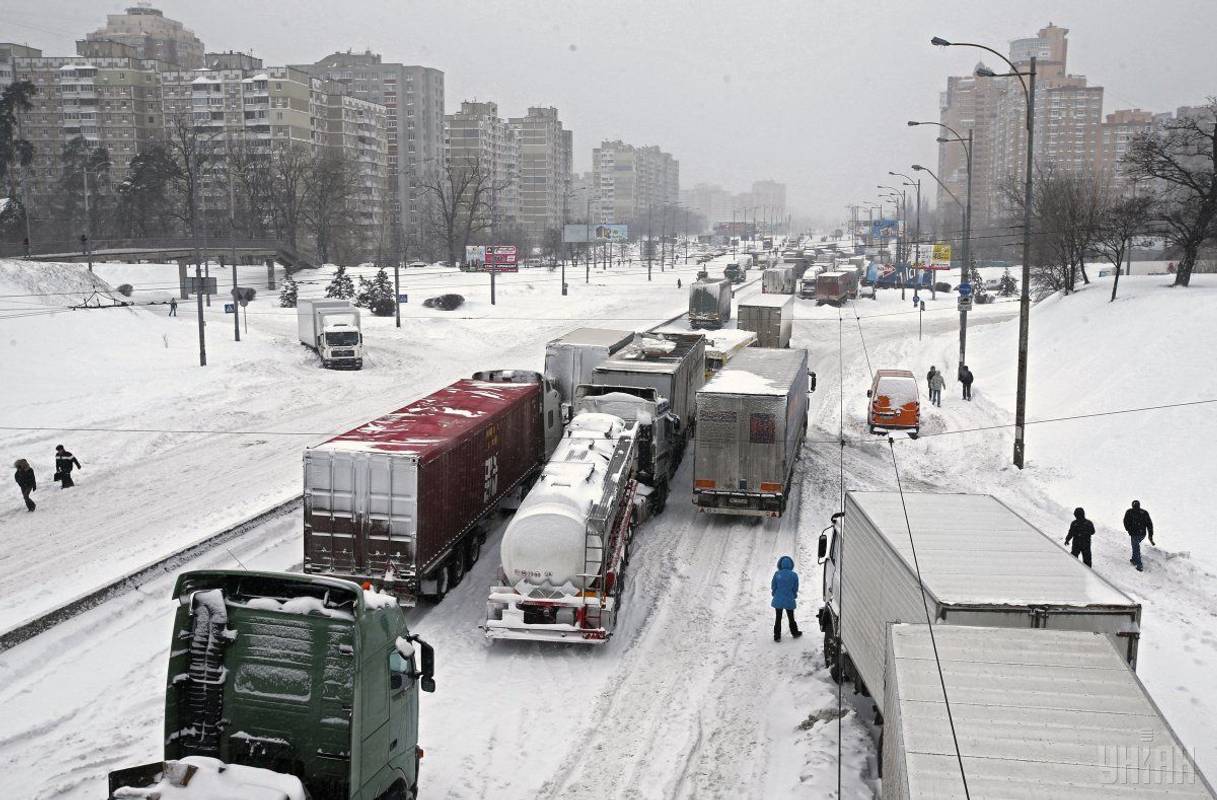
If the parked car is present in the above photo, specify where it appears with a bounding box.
[866,369,919,433]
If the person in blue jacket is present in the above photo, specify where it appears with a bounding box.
[771,555,802,642]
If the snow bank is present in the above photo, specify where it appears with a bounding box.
[111,756,305,800]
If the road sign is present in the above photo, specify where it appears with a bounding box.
[958,296,973,312]
[958,282,973,298]
[486,245,518,272]
[397,293,408,304]
[224,303,235,314]
[187,276,217,294]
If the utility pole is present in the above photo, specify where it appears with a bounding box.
[959,128,973,375]
[230,257,240,342]
[192,169,206,367]
[1013,57,1037,469]
[82,167,93,272]
[228,163,240,343]
[646,205,653,282]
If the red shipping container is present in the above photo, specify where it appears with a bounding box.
[303,377,544,604]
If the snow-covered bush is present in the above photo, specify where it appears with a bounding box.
[279,277,298,308]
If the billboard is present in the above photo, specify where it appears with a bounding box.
[870,219,900,239]
[485,245,518,272]
[563,223,629,244]
[930,242,952,271]
[464,245,486,267]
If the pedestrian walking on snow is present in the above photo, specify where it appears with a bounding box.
[168,297,177,316]
[14,459,36,512]
[54,444,82,488]
[1123,500,1154,572]
[927,366,945,407]
[1064,507,1095,567]
[960,365,974,400]
[677,278,682,289]
[771,555,802,642]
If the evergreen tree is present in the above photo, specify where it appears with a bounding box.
[358,268,397,316]
[998,267,1018,297]
[969,264,988,299]
[279,276,298,308]
[325,265,355,299]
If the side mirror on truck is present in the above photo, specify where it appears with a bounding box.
[866,389,873,398]
[808,372,817,393]
[817,531,828,563]
[418,637,436,693]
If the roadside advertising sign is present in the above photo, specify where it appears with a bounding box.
[486,245,519,272]
[930,242,953,271]
[563,223,629,244]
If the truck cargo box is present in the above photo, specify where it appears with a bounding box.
[303,377,551,604]
[883,625,1216,799]
[592,332,706,439]
[688,278,733,329]
[702,328,758,374]
[693,348,809,517]
[761,267,796,294]
[821,492,1141,702]
[738,295,794,349]
[544,328,634,406]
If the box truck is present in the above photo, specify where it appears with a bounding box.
[297,299,364,369]
[688,278,733,329]
[762,266,796,294]
[738,295,794,349]
[817,492,1142,701]
[692,348,811,517]
[592,332,706,457]
[303,370,562,604]
[703,328,758,374]
[882,624,1216,799]
[108,571,436,800]
[543,327,634,408]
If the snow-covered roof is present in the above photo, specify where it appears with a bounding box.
[888,624,1216,799]
[192,74,221,84]
[701,348,805,397]
[738,294,793,309]
[847,492,1138,608]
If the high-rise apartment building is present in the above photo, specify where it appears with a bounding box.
[508,107,572,241]
[1099,109,1155,191]
[590,140,678,225]
[84,5,204,69]
[325,92,389,253]
[293,52,444,251]
[444,100,519,230]
[0,43,41,91]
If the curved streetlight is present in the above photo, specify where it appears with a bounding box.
[889,171,922,270]
[933,34,1037,469]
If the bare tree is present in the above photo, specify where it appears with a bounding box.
[1124,99,1217,287]
[266,142,313,252]
[420,157,510,267]
[163,114,215,247]
[1002,168,1103,297]
[1092,192,1154,302]
[303,150,360,264]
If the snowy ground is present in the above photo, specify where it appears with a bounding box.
[1,253,1215,798]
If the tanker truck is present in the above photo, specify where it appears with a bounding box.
[483,411,642,644]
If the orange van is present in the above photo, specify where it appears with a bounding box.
[867,369,920,433]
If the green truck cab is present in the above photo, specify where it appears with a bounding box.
[108,571,436,800]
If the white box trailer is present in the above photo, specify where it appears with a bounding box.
[818,492,1141,702]
[543,328,634,407]
[693,348,810,517]
[688,278,733,329]
[761,266,796,294]
[737,295,794,349]
[883,624,1216,799]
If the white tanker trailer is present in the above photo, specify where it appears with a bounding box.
[484,412,641,644]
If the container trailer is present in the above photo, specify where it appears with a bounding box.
[303,370,562,604]
[817,492,1142,703]
[762,266,796,294]
[692,348,811,517]
[737,295,794,349]
[882,624,1215,799]
[543,327,634,409]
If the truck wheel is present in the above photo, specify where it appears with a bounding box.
[652,480,669,515]
[432,567,450,602]
[464,537,480,570]
[448,553,466,588]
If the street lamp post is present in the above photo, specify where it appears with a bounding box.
[909,120,973,371]
[933,36,1036,468]
[878,184,906,263]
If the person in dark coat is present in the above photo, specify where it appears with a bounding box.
[168,297,178,316]
[1064,507,1095,567]
[676,278,682,289]
[1123,500,1154,572]
[14,459,36,511]
[771,555,802,642]
[960,365,974,400]
[54,444,82,488]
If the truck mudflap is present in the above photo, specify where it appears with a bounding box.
[482,591,617,644]
[693,489,786,517]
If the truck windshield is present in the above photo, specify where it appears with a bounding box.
[326,331,360,347]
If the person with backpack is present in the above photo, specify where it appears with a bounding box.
[960,365,974,401]
[54,444,82,488]
[1064,507,1095,567]
[14,459,36,511]
[927,366,945,408]
[1123,500,1154,572]
[771,555,802,642]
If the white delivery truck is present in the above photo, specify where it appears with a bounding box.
[882,624,1217,799]
[761,266,796,294]
[818,492,1141,701]
[543,327,634,409]
[692,348,811,517]
[737,295,794,349]
[297,299,364,369]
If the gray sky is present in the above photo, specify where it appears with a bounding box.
[5,0,1214,226]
